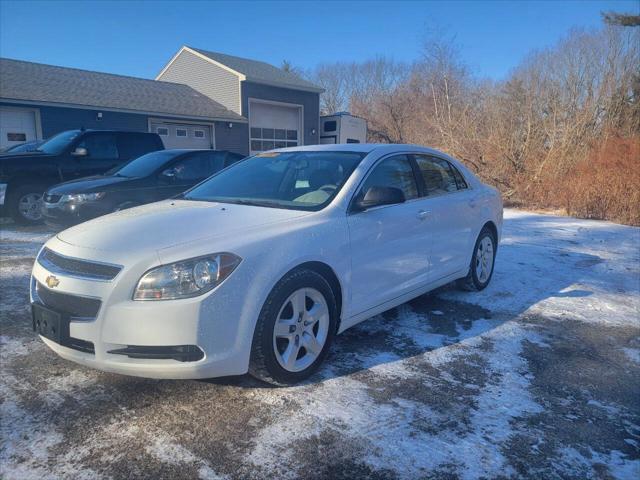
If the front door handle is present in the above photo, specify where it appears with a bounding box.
[417,210,430,221]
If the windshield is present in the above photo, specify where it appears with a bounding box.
[113,150,181,178]
[36,130,81,154]
[184,151,366,210]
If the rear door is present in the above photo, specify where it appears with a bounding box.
[61,132,120,180]
[413,155,475,281]
[347,154,430,315]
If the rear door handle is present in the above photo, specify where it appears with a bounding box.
[417,210,430,220]
[468,199,479,208]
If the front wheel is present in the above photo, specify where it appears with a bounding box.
[249,269,337,386]
[458,227,497,291]
[7,184,46,224]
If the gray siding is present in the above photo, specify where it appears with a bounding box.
[214,121,249,156]
[241,82,320,145]
[158,50,241,115]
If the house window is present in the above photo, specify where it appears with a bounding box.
[194,129,205,139]
[156,127,169,136]
[176,129,187,137]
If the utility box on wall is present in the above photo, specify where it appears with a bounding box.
[319,112,367,144]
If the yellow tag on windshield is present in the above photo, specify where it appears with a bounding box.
[256,152,281,158]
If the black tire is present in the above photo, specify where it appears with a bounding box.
[7,184,46,225]
[457,226,497,291]
[249,269,338,386]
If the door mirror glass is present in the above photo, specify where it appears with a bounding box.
[161,168,176,180]
[355,186,405,211]
[71,147,88,157]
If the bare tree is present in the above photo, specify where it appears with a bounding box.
[602,11,640,27]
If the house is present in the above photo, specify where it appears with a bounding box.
[0,58,246,152]
[0,48,323,155]
[157,46,323,155]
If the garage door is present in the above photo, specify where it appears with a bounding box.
[150,121,213,150]
[249,101,301,155]
[0,107,38,150]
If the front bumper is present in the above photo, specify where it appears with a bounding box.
[42,199,111,227]
[30,238,257,379]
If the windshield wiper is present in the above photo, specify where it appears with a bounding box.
[187,198,285,209]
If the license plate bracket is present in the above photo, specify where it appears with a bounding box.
[32,304,68,344]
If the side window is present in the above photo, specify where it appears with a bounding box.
[204,151,227,174]
[451,164,468,189]
[415,155,458,195]
[172,154,212,181]
[118,134,160,160]
[323,121,337,132]
[360,155,418,201]
[77,134,118,160]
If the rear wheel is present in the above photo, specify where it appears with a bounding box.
[249,269,337,386]
[458,227,497,291]
[7,184,45,224]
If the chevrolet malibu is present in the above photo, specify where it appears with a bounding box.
[31,144,502,385]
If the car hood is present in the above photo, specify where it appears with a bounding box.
[47,175,132,194]
[57,199,312,254]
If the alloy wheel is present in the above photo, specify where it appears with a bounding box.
[18,193,44,221]
[272,287,330,373]
[475,235,494,283]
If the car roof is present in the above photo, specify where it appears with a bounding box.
[272,143,451,157]
[160,149,231,154]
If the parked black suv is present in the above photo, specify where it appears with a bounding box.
[0,129,164,224]
[42,149,244,227]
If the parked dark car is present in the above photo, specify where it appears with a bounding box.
[1,140,45,154]
[0,129,164,224]
[42,149,245,227]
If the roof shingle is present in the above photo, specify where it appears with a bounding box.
[0,58,246,122]
[189,47,323,93]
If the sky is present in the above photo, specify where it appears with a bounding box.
[0,0,638,81]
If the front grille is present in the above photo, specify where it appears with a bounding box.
[35,281,101,318]
[44,194,61,203]
[38,248,122,281]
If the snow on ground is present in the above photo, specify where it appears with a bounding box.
[0,209,639,479]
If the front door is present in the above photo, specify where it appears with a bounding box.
[62,132,120,180]
[347,155,429,316]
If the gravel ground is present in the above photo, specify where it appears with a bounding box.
[1,209,639,479]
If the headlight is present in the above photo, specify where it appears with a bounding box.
[60,192,106,203]
[133,253,241,301]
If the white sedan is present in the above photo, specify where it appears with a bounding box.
[31,144,502,385]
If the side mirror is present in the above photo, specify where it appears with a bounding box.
[71,147,88,157]
[161,168,176,180]
[354,186,406,211]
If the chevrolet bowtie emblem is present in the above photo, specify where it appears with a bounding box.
[45,275,60,289]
